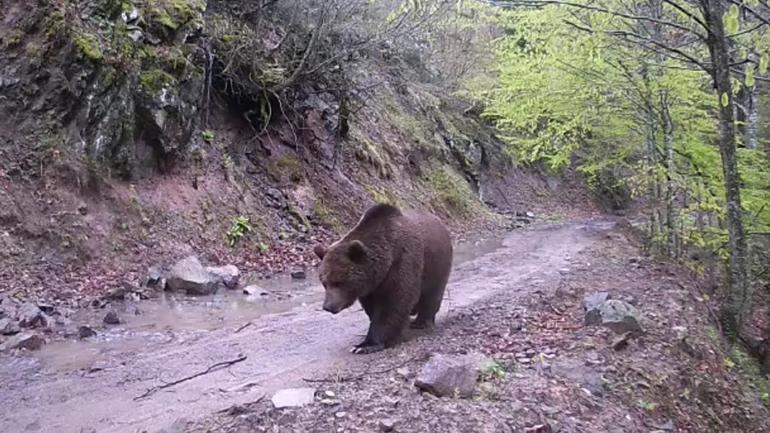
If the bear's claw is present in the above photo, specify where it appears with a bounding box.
[350,344,384,354]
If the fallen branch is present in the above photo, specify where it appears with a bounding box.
[134,355,248,400]
[235,322,252,333]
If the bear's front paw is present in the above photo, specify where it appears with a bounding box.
[410,318,434,330]
[350,343,385,354]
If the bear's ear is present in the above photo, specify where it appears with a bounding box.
[314,245,327,259]
[347,240,367,263]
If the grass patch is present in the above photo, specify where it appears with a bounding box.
[365,185,400,206]
[426,167,472,214]
[269,154,303,183]
[73,31,103,61]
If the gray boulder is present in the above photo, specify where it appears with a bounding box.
[583,291,609,325]
[0,318,20,335]
[585,298,642,334]
[78,326,97,339]
[166,256,218,296]
[17,303,50,329]
[414,352,493,398]
[1,332,45,352]
[206,265,240,289]
[103,310,121,325]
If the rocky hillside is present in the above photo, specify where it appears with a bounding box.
[0,0,594,305]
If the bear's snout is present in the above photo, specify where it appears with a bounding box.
[322,301,342,314]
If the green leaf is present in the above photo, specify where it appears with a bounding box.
[760,53,768,74]
[721,92,729,107]
[724,5,740,34]
[746,65,756,87]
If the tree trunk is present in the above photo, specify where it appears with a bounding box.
[645,110,659,251]
[660,89,676,257]
[745,53,759,150]
[701,0,751,341]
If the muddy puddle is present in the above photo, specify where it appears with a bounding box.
[33,234,509,371]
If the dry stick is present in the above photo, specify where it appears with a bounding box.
[134,355,248,401]
[235,322,252,333]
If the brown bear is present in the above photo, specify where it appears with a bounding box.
[314,203,453,354]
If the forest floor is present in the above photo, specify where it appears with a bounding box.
[2,216,769,433]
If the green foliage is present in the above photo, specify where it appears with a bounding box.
[426,167,471,213]
[201,130,215,142]
[479,360,507,382]
[464,2,770,263]
[140,69,177,92]
[73,31,103,61]
[226,215,252,247]
[145,0,206,31]
[637,399,658,412]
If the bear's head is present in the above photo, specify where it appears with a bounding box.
[314,240,370,314]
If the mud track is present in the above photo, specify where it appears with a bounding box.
[0,219,613,433]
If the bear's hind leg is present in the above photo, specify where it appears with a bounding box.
[410,282,447,330]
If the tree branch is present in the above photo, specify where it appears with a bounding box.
[498,0,706,39]
[662,0,708,30]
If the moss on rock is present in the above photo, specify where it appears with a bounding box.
[140,68,177,92]
[73,31,103,61]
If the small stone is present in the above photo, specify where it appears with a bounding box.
[121,7,140,23]
[18,303,50,329]
[324,390,336,398]
[166,256,218,296]
[103,310,120,325]
[414,352,493,398]
[396,367,412,379]
[1,332,45,352]
[206,264,240,289]
[78,326,97,339]
[335,411,347,419]
[0,318,20,335]
[379,419,396,432]
[147,266,164,287]
[583,292,610,323]
[265,188,287,209]
[290,270,307,280]
[37,304,55,315]
[271,388,316,408]
[127,30,143,42]
[524,424,552,433]
[319,399,338,406]
[243,285,268,296]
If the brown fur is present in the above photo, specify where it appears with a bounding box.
[314,203,453,354]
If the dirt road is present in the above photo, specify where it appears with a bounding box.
[0,219,613,433]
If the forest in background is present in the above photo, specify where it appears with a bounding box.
[461,0,770,374]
